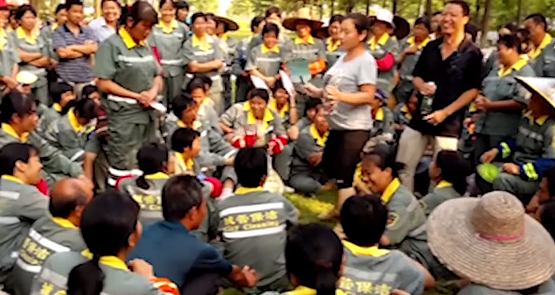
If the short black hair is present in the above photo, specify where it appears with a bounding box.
[49,186,88,218]
[171,128,200,153]
[175,1,189,11]
[526,13,548,32]
[127,0,158,27]
[501,22,518,33]
[73,97,99,122]
[15,5,37,21]
[185,75,208,94]
[341,194,388,246]
[171,93,197,119]
[448,0,470,17]
[304,98,322,116]
[162,175,204,222]
[0,142,38,176]
[235,147,267,188]
[0,91,37,124]
[136,142,169,189]
[55,3,67,14]
[414,16,431,31]
[432,11,442,16]
[262,22,280,38]
[465,22,478,42]
[248,88,270,103]
[344,13,370,41]
[265,6,281,18]
[51,81,74,104]
[81,85,99,100]
[251,16,264,32]
[191,12,206,25]
[65,0,84,10]
[159,0,175,10]
[329,14,345,25]
[204,12,215,22]
[101,0,121,7]
[498,34,522,54]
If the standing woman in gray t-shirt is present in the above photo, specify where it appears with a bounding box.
[305,13,377,221]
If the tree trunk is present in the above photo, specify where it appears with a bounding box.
[348,0,355,13]
[392,0,398,14]
[425,0,432,17]
[366,0,370,15]
[416,0,423,18]
[95,0,101,18]
[330,0,335,16]
[516,0,522,25]
[479,0,492,46]
[473,0,481,24]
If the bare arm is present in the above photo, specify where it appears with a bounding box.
[486,100,526,112]
[443,89,480,116]
[226,265,256,288]
[188,60,224,73]
[56,47,84,59]
[83,152,97,181]
[17,49,43,63]
[336,84,376,105]
[220,122,234,134]
[28,57,51,68]
[70,43,98,55]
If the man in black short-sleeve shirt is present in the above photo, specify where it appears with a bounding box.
[396,0,482,191]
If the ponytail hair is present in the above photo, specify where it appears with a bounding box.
[66,191,140,295]
[136,142,170,189]
[285,224,343,295]
[436,150,471,195]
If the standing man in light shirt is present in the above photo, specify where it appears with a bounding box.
[89,0,121,44]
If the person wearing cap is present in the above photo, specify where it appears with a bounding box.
[473,34,535,164]
[7,178,92,295]
[215,16,238,111]
[395,17,430,105]
[289,105,333,195]
[427,191,555,294]
[11,5,52,106]
[246,22,284,89]
[149,0,188,107]
[524,14,555,77]
[233,16,265,103]
[368,9,404,99]
[94,1,163,188]
[183,12,225,114]
[479,76,555,203]
[0,142,48,282]
[88,0,121,44]
[314,15,345,68]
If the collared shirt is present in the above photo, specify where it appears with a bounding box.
[89,17,116,43]
[245,43,283,77]
[529,34,553,60]
[325,38,345,67]
[0,27,20,78]
[130,221,233,293]
[11,27,48,84]
[149,19,188,77]
[420,180,460,216]
[290,124,328,178]
[118,172,169,226]
[411,37,483,137]
[284,35,326,64]
[183,34,224,92]
[52,24,96,83]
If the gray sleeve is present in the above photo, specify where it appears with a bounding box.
[272,116,287,137]
[85,133,101,154]
[295,131,318,160]
[398,255,426,295]
[317,40,326,60]
[19,190,49,222]
[183,40,195,65]
[245,47,258,71]
[282,197,299,224]
[357,54,377,86]
[213,40,224,61]
[220,104,239,127]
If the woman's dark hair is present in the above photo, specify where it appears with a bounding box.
[172,93,197,119]
[175,1,189,11]
[344,13,370,41]
[235,147,267,188]
[341,194,387,247]
[248,88,270,103]
[159,0,176,10]
[15,5,37,21]
[304,98,322,117]
[0,90,36,124]
[498,34,523,54]
[465,22,478,43]
[414,16,431,31]
[435,150,470,195]
[127,0,157,28]
[162,175,204,221]
[501,22,518,33]
[0,142,37,176]
[272,78,286,94]
[81,85,99,100]
[251,16,264,32]
[55,3,67,14]
[66,191,140,295]
[191,12,206,25]
[516,28,531,44]
[136,143,169,189]
[265,6,281,18]
[329,14,345,25]
[65,0,84,10]
[51,81,73,104]
[365,144,404,178]
[171,127,200,153]
[286,223,343,295]
[72,97,99,122]
[185,76,208,94]
[204,12,215,23]
[262,22,280,38]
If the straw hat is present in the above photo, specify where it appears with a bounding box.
[215,15,239,32]
[283,8,323,32]
[515,76,555,110]
[369,9,410,40]
[16,71,38,85]
[427,191,555,290]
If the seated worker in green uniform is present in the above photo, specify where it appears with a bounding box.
[363,90,395,153]
[183,12,225,114]
[286,98,321,141]
[0,91,85,181]
[525,166,555,214]
[420,150,470,216]
[473,34,535,162]
[395,17,430,105]
[289,105,333,195]
[368,9,402,98]
[0,142,48,282]
[185,75,222,133]
[149,0,189,107]
[31,191,170,295]
[220,89,290,181]
[11,5,53,106]
[165,94,237,196]
[339,195,435,295]
[427,192,555,295]
[215,15,239,110]
[393,91,418,137]
[246,22,284,90]
[37,81,76,137]
[360,145,447,279]
[269,80,299,130]
[117,143,172,226]
[94,1,164,188]
[479,76,555,204]
[43,97,99,187]
[218,147,298,293]
[8,178,92,295]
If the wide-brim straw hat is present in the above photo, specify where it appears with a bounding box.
[283,8,323,32]
[515,76,555,110]
[427,191,555,290]
[369,9,410,40]
[215,15,239,31]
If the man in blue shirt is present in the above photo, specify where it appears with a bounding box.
[130,175,257,295]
